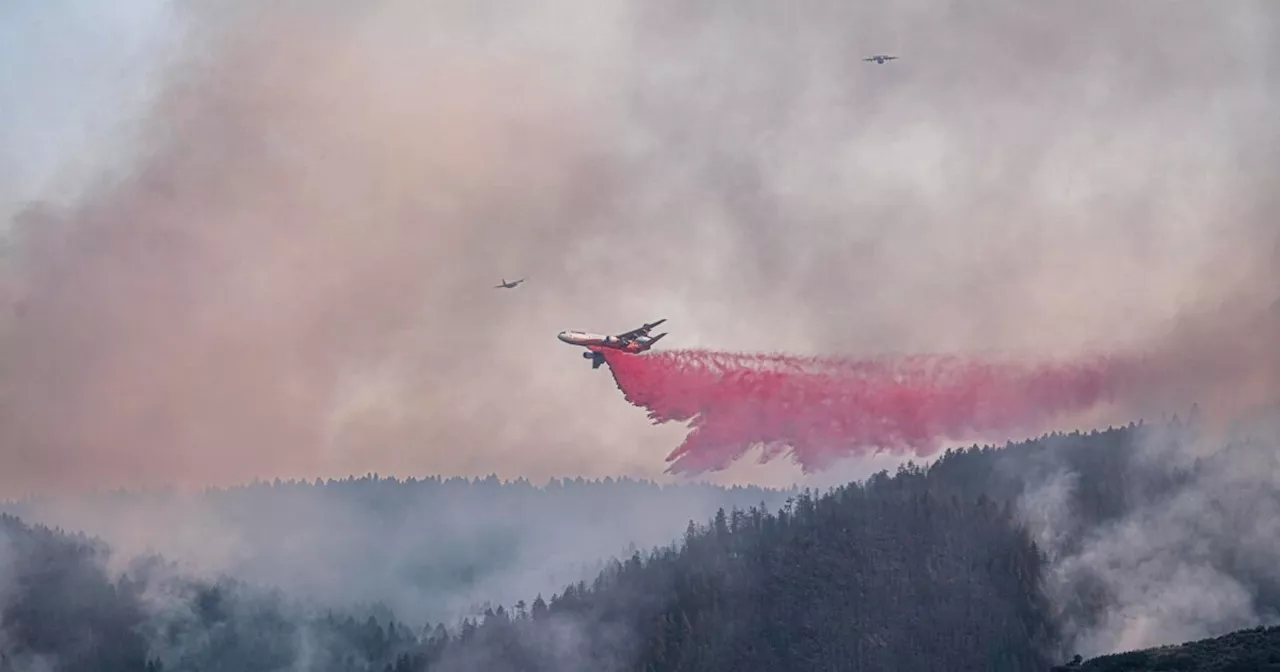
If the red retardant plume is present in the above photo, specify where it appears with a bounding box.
[600,349,1117,475]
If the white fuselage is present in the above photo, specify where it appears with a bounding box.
[557,331,619,347]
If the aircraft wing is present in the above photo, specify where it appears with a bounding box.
[616,318,666,340]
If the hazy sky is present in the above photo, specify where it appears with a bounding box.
[1,0,1277,496]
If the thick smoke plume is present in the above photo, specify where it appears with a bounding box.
[1013,421,1280,658]
[3,0,1278,494]
[603,348,1117,474]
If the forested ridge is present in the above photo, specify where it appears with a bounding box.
[3,418,1279,671]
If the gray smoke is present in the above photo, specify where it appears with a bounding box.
[1020,419,1280,658]
[3,0,1277,494]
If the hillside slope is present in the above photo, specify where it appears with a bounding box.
[1057,625,1280,671]
[409,465,1059,671]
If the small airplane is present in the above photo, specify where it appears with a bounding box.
[558,319,668,369]
[494,277,525,289]
[863,54,898,64]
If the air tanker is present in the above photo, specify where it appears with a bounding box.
[557,319,668,369]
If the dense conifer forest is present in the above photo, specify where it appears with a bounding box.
[3,418,1279,671]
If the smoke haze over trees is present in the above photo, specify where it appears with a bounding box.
[4,421,1280,669]
[2,476,789,626]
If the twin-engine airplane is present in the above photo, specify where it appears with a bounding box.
[558,319,668,369]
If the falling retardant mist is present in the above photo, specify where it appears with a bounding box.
[601,348,1122,475]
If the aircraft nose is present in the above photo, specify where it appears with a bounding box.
[557,331,571,343]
